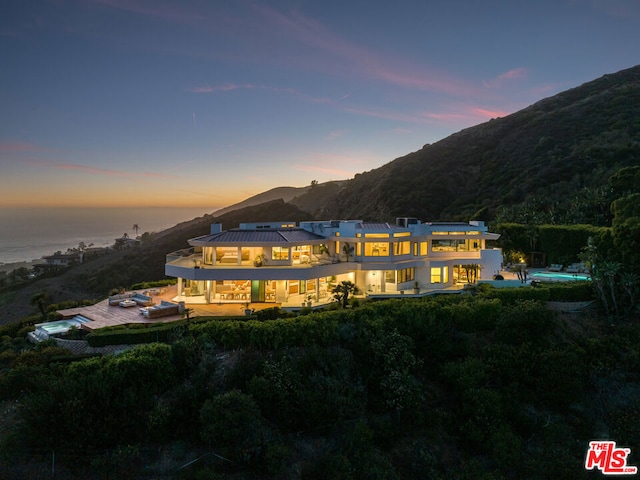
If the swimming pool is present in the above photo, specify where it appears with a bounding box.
[35,315,92,338]
[529,271,591,282]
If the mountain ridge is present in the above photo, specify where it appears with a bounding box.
[287,64,640,222]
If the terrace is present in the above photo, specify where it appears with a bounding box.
[165,247,331,270]
[54,285,319,332]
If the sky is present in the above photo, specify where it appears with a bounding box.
[1,0,639,210]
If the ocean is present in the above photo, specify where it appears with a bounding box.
[0,206,214,265]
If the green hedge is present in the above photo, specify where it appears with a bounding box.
[545,282,594,302]
[83,285,591,351]
[494,222,612,264]
[538,224,610,265]
[188,313,341,350]
[482,286,550,303]
[86,320,189,347]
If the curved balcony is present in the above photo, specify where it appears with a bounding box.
[165,248,353,281]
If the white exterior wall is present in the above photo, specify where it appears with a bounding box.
[165,219,503,304]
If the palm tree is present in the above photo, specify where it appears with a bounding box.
[132,224,140,236]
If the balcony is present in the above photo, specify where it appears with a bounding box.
[165,248,351,281]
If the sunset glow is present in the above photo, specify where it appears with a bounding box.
[2,0,639,208]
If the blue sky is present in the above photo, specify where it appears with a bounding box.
[1,0,639,208]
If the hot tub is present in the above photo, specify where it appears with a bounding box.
[32,315,92,341]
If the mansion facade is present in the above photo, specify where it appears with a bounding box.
[164,218,503,308]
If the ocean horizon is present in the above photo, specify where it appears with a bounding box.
[0,206,215,265]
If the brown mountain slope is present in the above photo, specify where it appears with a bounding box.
[212,186,311,216]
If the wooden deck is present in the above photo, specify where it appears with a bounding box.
[57,286,280,332]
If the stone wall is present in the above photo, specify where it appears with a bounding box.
[53,337,138,356]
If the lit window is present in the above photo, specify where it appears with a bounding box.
[272,247,289,260]
[393,241,411,255]
[364,233,390,238]
[397,268,415,283]
[431,267,442,283]
[364,242,389,256]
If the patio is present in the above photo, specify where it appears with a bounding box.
[57,285,286,332]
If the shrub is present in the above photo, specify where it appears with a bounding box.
[86,321,188,347]
[494,300,555,346]
[546,282,594,302]
[482,286,550,304]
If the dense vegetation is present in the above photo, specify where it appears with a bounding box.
[1,287,638,479]
[294,64,640,222]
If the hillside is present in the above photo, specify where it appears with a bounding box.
[212,186,311,216]
[302,64,640,222]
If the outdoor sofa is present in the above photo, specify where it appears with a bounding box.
[141,301,180,318]
[108,292,154,306]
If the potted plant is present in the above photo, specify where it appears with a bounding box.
[253,253,266,267]
[306,294,313,307]
[242,302,253,316]
[413,281,420,294]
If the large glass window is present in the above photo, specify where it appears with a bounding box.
[204,247,214,264]
[384,268,415,284]
[393,241,411,255]
[431,267,449,283]
[397,268,415,283]
[272,246,289,260]
[432,239,480,252]
[364,242,389,256]
[217,247,239,263]
[292,245,311,264]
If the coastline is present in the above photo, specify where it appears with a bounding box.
[0,260,40,274]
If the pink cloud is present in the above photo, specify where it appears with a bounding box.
[470,107,510,119]
[483,68,528,89]
[93,3,480,99]
[421,112,468,121]
[498,68,528,81]
[252,5,477,97]
[326,130,346,141]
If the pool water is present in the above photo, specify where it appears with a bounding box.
[530,271,590,282]
[36,315,91,336]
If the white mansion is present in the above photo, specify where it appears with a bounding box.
[165,218,503,308]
